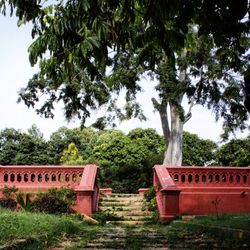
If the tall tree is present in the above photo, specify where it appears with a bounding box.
[1,1,249,165]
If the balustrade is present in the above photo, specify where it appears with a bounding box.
[0,166,84,189]
[167,166,250,187]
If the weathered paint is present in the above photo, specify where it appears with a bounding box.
[0,164,99,215]
[154,165,250,221]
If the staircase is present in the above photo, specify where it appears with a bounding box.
[84,193,169,249]
[98,193,152,225]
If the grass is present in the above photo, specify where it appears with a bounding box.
[0,207,100,249]
[158,214,250,249]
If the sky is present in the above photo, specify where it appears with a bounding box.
[0,15,248,142]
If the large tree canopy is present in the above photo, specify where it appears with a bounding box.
[1,0,250,165]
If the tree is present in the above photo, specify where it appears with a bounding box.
[182,132,217,166]
[60,142,84,165]
[0,127,53,165]
[1,1,249,165]
[216,136,250,166]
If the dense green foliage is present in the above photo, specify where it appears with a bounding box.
[0,125,249,192]
[216,136,250,166]
[182,132,217,166]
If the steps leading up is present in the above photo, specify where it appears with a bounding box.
[98,193,152,225]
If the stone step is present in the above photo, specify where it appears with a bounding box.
[106,210,151,216]
[99,200,144,206]
[108,193,142,197]
[106,220,147,225]
[99,205,144,212]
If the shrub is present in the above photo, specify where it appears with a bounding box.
[32,194,69,214]
[144,186,156,202]
[1,186,18,199]
[32,188,76,214]
[0,198,17,210]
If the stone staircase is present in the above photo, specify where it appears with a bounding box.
[98,193,152,225]
[84,193,170,249]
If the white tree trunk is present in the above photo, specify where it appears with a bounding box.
[163,104,184,165]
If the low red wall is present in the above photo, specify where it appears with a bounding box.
[154,165,250,221]
[0,165,99,215]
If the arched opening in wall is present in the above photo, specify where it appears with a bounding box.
[79,173,82,179]
[188,174,192,183]
[17,174,22,182]
[243,175,247,184]
[222,175,226,182]
[229,175,233,183]
[236,175,240,183]
[215,175,220,183]
[10,174,15,182]
[202,175,206,183]
[181,174,185,183]
[31,174,35,182]
[65,174,70,182]
[24,174,28,182]
[208,175,213,183]
[52,174,56,182]
[45,174,49,182]
[174,174,179,182]
[195,175,199,183]
[38,174,42,182]
[4,174,8,182]
[58,174,63,182]
[72,174,77,183]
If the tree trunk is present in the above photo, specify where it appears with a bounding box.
[162,104,184,165]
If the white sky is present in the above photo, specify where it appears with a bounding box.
[0,15,249,142]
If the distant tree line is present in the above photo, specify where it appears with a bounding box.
[0,125,249,192]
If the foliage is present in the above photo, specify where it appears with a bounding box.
[144,187,156,203]
[0,198,17,210]
[60,142,85,165]
[0,207,100,249]
[1,185,18,198]
[0,127,54,165]
[182,132,217,166]
[216,136,250,166]
[88,128,164,192]
[16,193,34,212]
[92,211,120,225]
[32,188,76,214]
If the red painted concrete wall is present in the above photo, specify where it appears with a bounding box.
[154,165,250,221]
[0,165,99,215]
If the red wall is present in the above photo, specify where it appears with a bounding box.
[154,165,250,221]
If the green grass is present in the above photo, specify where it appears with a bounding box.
[157,214,250,249]
[0,207,100,249]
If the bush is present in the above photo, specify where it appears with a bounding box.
[32,188,76,214]
[0,198,17,210]
[32,194,69,214]
[144,186,156,202]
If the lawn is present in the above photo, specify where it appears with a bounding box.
[0,207,99,249]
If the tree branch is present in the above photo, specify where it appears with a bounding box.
[160,102,170,144]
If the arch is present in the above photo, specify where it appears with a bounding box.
[31,173,35,182]
[72,174,77,183]
[222,175,226,182]
[38,174,42,182]
[208,174,213,183]
[58,174,63,182]
[4,174,8,182]
[195,174,199,183]
[236,175,240,183]
[65,174,70,182]
[45,174,50,182]
[17,174,22,182]
[188,174,192,183]
[10,173,15,182]
[215,175,220,183]
[202,175,206,183]
[52,174,56,181]
[229,175,233,183]
[24,173,28,182]
[174,174,179,182]
[181,174,185,183]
